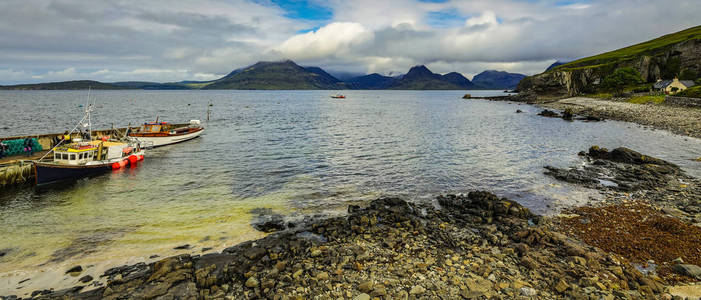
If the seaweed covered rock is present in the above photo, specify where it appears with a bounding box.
[545,146,686,192]
[437,191,537,222]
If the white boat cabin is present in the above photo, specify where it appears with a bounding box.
[52,140,131,165]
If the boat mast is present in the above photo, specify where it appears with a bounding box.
[37,89,94,161]
[86,87,92,141]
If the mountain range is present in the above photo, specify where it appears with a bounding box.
[0,61,525,91]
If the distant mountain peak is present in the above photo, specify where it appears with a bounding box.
[406,65,434,77]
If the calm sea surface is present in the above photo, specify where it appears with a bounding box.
[1,90,700,294]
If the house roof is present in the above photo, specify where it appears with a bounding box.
[653,80,672,89]
[680,80,696,87]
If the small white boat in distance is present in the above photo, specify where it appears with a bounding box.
[129,120,204,148]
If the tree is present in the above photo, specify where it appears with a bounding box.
[602,67,643,96]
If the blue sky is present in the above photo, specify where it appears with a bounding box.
[265,0,333,21]
[0,0,698,84]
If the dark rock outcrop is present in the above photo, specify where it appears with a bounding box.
[545,146,683,192]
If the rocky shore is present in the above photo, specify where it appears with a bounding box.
[3,148,700,300]
[539,97,701,139]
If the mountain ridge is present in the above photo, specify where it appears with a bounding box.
[0,61,523,91]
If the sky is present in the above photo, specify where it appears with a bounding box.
[0,0,699,84]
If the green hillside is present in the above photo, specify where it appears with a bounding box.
[553,25,701,71]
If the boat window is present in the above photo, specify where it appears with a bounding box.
[70,154,76,160]
[55,153,59,160]
[62,153,68,160]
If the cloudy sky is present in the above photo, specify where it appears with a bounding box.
[0,0,698,84]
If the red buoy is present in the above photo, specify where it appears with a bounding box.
[128,155,138,165]
[138,155,144,161]
[112,162,120,170]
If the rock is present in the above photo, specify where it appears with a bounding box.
[410,285,426,295]
[520,287,536,296]
[173,244,190,250]
[65,266,83,275]
[243,247,266,260]
[672,257,684,264]
[310,249,322,257]
[358,281,373,293]
[672,264,701,279]
[537,109,560,118]
[78,275,93,283]
[372,285,387,297]
[462,94,472,99]
[554,279,568,293]
[353,293,371,300]
[316,271,329,280]
[250,209,286,233]
[245,276,259,288]
[562,108,574,121]
[516,109,523,113]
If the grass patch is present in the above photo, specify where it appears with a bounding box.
[628,94,665,104]
[584,93,613,99]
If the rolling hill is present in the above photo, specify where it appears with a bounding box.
[0,80,125,90]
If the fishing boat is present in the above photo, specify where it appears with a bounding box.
[128,119,204,147]
[33,92,145,185]
[34,138,144,185]
[330,94,346,99]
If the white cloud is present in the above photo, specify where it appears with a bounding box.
[274,22,373,60]
[465,11,498,28]
[0,0,699,84]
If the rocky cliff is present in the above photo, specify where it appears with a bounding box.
[519,26,701,97]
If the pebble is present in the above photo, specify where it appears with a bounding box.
[410,285,426,295]
[245,276,259,288]
[520,287,537,296]
[353,293,370,300]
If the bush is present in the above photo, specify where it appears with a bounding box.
[602,68,643,96]
[676,86,701,98]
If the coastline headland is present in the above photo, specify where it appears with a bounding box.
[9,147,700,299]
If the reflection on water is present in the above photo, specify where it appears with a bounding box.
[0,90,700,295]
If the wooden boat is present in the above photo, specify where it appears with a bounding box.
[34,139,144,185]
[128,120,204,147]
[330,94,346,99]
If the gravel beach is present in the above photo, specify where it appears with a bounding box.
[540,97,701,139]
[9,147,700,300]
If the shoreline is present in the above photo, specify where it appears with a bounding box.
[538,97,701,140]
[7,147,700,299]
